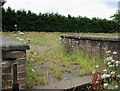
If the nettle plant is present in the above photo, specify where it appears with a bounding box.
[92,50,120,90]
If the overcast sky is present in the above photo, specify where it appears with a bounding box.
[3,0,120,19]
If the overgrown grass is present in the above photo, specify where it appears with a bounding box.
[2,31,115,88]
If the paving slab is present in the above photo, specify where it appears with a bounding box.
[33,75,92,90]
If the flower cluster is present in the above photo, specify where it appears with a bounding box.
[92,50,120,90]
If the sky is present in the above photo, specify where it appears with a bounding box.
[3,0,120,19]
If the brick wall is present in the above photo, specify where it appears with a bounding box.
[0,36,29,90]
[61,35,120,59]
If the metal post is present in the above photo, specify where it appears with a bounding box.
[12,63,19,91]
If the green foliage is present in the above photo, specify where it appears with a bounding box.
[2,7,119,33]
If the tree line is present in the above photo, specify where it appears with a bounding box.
[2,7,119,33]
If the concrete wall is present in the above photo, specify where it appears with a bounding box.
[61,35,120,60]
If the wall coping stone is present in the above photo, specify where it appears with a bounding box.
[0,36,30,51]
[61,34,120,42]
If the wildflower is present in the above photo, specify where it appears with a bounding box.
[111,60,115,63]
[30,58,34,60]
[103,69,107,72]
[18,31,20,33]
[101,74,107,79]
[26,38,30,40]
[59,38,62,40]
[108,65,114,68]
[115,61,120,64]
[19,32,24,35]
[106,50,111,54]
[116,64,119,67]
[96,65,99,68]
[37,56,39,58]
[76,41,79,44]
[31,69,35,72]
[110,71,115,75]
[34,53,38,55]
[106,57,113,61]
[96,80,99,84]
[14,34,17,36]
[14,24,17,27]
[30,46,32,49]
[106,74,111,78]
[115,85,118,89]
[72,46,74,48]
[113,52,117,55]
[16,37,24,41]
[92,70,96,74]
[103,83,109,88]
[107,62,111,65]
[117,74,120,78]
[24,42,27,44]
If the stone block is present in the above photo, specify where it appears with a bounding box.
[2,66,11,73]
[18,72,26,79]
[17,65,26,73]
[2,51,26,59]
[2,80,12,89]
[2,73,13,81]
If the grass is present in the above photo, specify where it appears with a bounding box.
[1,31,118,88]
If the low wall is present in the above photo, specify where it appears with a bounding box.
[0,36,29,90]
[61,35,120,60]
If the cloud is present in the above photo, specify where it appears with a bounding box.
[4,0,118,19]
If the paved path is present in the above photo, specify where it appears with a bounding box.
[33,75,92,90]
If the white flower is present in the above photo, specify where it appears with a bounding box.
[101,74,107,79]
[106,50,111,54]
[113,52,117,55]
[103,69,107,72]
[59,38,62,40]
[106,74,111,78]
[107,62,111,65]
[116,64,119,67]
[34,53,38,55]
[72,46,74,48]
[106,57,113,61]
[95,80,99,84]
[14,34,17,36]
[14,24,17,27]
[26,38,30,40]
[110,71,115,75]
[115,61,120,64]
[103,83,109,88]
[115,85,118,89]
[30,58,34,60]
[108,65,114,68]
[19,32,24,35]
[16,37,24,41]
[76,41,79,44]
[111,60,115,63]
[30,46,32,49]
[92,70,96,74]
[96,65,99,68]
[117,74,120,78]
[31,69,35,72]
